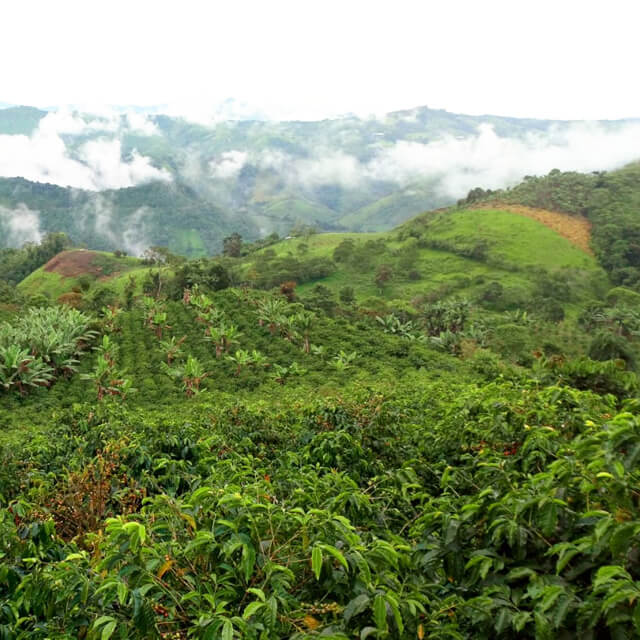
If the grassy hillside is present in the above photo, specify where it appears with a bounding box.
[17,207,608,324]
[242,207,606,314]
[18,250,146,301]
[461,162,640,290]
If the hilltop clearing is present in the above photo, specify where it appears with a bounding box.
[479,204,593,254]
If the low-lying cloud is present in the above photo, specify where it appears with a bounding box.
[74,194,154,256]
[0,110,169,190]
[0,204,42,246]
[205,121,640,199]
[366,122,640,197]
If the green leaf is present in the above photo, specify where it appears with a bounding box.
[247,587,266,602]
[373,594,388,633]
[243,601,264,620]
[312,546,323,580]
[495,608,512,633]
[222,619,233,640]
[117,581,128,606]
[101,620,117,640]
[344,594,370,621]
[633,601,640,630]
[594,565,630,590]
[318,543,348,571]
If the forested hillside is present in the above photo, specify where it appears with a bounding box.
[2,191,640,638]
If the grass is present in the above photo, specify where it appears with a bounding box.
[424,209,596,271]
[18,270,73,300]
[17,208,608,316]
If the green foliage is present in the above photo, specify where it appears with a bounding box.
[4,164,640,638]
[0,306,95,394]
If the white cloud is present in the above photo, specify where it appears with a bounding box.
[79,139,171,189]
[121,206,153,256]
[125,112,159,135]
[0,111,170,190]
[364,122,640,198]
[252,122,640,198]
[76,195,154,256]
[209,150,248,179]
[0,204,42,246]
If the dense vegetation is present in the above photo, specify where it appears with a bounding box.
[1,182,640,638]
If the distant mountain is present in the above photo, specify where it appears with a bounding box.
[0,177,257,257]
[1,103,639,254]
[0,106,47,135]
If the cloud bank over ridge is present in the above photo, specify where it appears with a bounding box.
[208,121,640,199]
[0,109,169,190]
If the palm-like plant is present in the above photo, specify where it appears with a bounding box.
[256,297,287,335]
[151,311,171,338]
[226,349,254,376]
[292,311,314,353]
[159,335,186,365]
[81,355,133,401]
[311,344,326,358]
[376,313,415,338]
[0,306,95,393]
[205,323,242,358]
[94,334,119,366]
[162,356,208,397]
[101,305,122,333]
[271,361,306,385]
[0,345,54,393]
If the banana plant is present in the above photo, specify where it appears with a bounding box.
[256,297,287,335]
[150,311,171,338]
[159,335,186,365]
[163,355,208,396]
[226,349,255,376]
[292,311,314,353]
[94,334,119,366]
[271,361,306,385]
[205,323,242,358]
[101,305,122,333]
[333,350,357,371]
[0,345,53,393]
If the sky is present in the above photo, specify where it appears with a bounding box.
[1,0,639,121]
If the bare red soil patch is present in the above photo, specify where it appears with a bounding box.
[44,250,103,278]
[486,204,593,255]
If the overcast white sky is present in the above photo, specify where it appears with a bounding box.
[1,0,639,121]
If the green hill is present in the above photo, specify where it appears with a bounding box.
[240,207,606,315]
[460,162,640,290]
[0,177,257,257]
[0,105,47,135]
